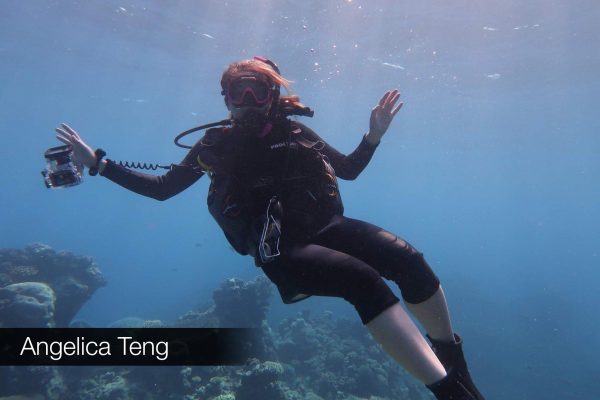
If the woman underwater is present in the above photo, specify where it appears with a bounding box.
[56,57,485,400]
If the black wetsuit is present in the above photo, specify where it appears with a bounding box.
[101,119,440,324]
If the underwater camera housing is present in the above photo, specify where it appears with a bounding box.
[41,145,84,189]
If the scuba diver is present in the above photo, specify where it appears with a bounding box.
[55,57,485,400]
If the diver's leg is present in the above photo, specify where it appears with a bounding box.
[365,301,479,398]
[314,216,454,339]
[426,333,486,399]
[313,215,448,335]
[408,289,486,399]
[262,243,446,385]
[366,302,446,385]
[313,216,485,399]
[405,285,454,342]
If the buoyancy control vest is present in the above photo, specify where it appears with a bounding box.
[198,119,343,257]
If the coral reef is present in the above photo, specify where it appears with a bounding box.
[0,282,56,327]
[0,243,106,326]
[175,277,273,328]
[0,244,432,400]
[108,317,166,328]
[175,276,278,362]
[237,359,287,400]
[0,365,61,399]
[75,370,131,400]
[274,311,430,400]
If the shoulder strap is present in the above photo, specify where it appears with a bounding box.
[289,122,325,151]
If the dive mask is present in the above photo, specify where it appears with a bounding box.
[224,76,274,107]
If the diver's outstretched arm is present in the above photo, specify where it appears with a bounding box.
[297,89,403,180]
[54,122,204,200]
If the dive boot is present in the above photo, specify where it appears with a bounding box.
[426,369,477,400]
[427,334,485,400]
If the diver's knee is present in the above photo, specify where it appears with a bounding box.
[395,252,441,304]
[341,269,396,319]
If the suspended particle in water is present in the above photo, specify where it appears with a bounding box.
[381,62,405,70]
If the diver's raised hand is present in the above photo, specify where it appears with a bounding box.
[366,90,403,145]
[55,123,98,168]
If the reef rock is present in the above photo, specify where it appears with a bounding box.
[0,365,65,399]
[0,282,56,327]
[0,243,106,326]
[213,277,273,327]
[76,371,131,400]
[237,359,287,400]
[108,317,166,328]
[176,276,273,328]
[176,276,277,361]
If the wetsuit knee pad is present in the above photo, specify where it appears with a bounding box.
[342,268,400,325]
[393,248,441,304]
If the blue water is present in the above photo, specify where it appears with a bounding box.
[1,1,599,399]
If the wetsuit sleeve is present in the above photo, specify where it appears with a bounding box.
[99,139,206,201]
[296,122,379,180]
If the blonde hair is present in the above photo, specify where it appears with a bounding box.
[221,59,306,113]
